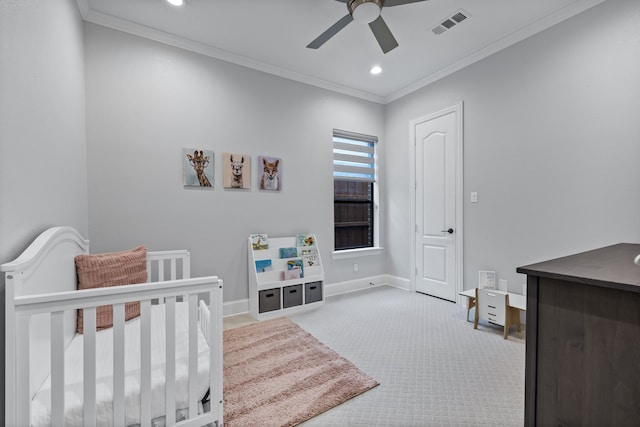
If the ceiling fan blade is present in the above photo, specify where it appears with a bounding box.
[384,0,429,6]
[307,14,353,49]
[369,15,398,54]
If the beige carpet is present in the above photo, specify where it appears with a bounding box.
[224,317,379,427]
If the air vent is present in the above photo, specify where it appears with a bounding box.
[451,12,468,24]
[432,9,470,35]
[441,19,456,29]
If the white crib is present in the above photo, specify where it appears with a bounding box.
[1,227,223,427]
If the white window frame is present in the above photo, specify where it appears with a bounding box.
[331,129,382,259]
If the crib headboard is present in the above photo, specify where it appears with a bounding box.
[1,227,89,402]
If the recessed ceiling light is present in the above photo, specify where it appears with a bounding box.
[167,0,184,6]
[370,65,382,75]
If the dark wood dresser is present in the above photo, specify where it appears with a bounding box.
[517,243,640,427]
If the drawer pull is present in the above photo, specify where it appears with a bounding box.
[266,293,274,298]
[289,289,297,294]
[309,286,317,290]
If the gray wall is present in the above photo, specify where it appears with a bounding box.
[0,0,88,420]
[2,0,640,419]
[84,24,386,303]
[384,0,640,293]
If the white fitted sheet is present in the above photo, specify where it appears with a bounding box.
[31,302,210,427]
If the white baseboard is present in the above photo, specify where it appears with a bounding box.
[324,274,410,296]
[223,298,249,317]
[324,275,385,297]
[384,275,411,292]
[223,275,413,318]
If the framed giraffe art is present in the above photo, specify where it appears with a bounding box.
[183,148,215,188]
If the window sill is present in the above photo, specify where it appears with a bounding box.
[332,247,384,260]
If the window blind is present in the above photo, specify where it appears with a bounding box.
[332,130,377,182]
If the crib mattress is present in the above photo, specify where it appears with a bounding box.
[31,302,210,427]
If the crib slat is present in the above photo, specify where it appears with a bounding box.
[16,315,30,427]
[158,259,165,282]
[211,282,224,423]
[188,293,198,419]
[113,303,126,425]
[83,307,97,427]
[140,300,152,427]
[170,258,177,280]
[157,260,166,303]
[184,253,190,278]
[50,311,66,426]
[165,297,177,426]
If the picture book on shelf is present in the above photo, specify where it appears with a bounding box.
[287,259,304,278]
[255,259,272,272]
[279,247,298,258]
[250,234,269,250]
[296,234,315,247]
[303,253,319,267]
[299,247,317,256]
[283,269,301,280]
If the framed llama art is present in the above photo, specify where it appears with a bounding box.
[258,156,282,191]
[223,152,251,189]
[183,148,214,188]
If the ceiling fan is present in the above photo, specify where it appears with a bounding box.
[307,0,429,54]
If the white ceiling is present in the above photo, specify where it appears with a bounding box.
[77,0,605,104]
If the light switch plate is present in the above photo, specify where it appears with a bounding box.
[471,192,478,203]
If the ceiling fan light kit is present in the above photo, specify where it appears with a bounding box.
[349,0,382,24]
[307,0,428,54]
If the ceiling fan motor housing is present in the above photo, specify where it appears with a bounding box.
[348,0,383,23]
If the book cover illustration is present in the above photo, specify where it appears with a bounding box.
[287,259,304,278]
[303,253,319,267]
[299,247,317,257]
[296,234,315,247]
[279,247,298,258]
[255,259,272,273]
[250,234,269,250]
[283,269,301,280]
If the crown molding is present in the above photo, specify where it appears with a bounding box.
[76,1,385,104]
[77,0,606,105]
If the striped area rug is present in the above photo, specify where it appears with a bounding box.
[224,317,379,427]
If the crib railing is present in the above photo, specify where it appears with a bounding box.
[11,277,223,427]
[147,250,191,282]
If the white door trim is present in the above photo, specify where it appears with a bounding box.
[409,102,464,303]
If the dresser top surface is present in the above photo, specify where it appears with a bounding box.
[517,243,640,292]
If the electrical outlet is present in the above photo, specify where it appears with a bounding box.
[353,263,358,272]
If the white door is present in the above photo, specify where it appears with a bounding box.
[412,104,462,302]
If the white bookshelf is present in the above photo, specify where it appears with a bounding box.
[248,234,325,320]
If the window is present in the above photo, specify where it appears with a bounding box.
[333,130,377,251]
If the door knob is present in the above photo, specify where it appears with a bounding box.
[441,228,454,234]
